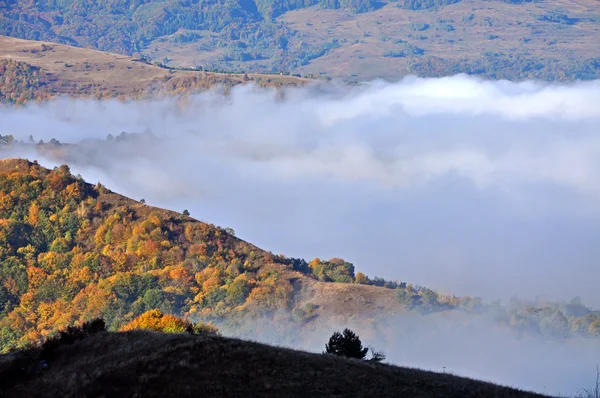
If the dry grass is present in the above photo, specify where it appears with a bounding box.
[0,330,550,398]
[290,273,404,318]
[0,36,177,95]
[0,36,308,99]
[576,366,600,398]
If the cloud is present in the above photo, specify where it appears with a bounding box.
[2,76,600,303]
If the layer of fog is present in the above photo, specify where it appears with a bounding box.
[2,75,600,304]
[221,310,600,396]
[1,74,600,394]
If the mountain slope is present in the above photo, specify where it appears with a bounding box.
[0,36,308,104]
[0,158,293,351]
[0,158,410,353]
[0,329,549,398]
[1,0,600,80]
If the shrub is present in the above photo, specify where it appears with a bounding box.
[292,303,318,322]
[383,43,425,58]
[308,258,355,283]
[368,347,386,362]
[41,318,106,360]
[324,328,368,359]
[120,309,218,335]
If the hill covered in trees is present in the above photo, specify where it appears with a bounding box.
[1,0,599,80]
[0,327,549,398]
[0,157,406,352]
[0,158,295,352]
[0,157,598,356]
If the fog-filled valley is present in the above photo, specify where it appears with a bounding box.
[1,75,600,395]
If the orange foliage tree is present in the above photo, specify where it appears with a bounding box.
[120,309,218,335]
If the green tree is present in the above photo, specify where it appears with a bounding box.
[141,288,171,313]
[226,275,251,306]
[324,328,368,359]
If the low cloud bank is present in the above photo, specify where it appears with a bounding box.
[2,75,600,302]
[219,309,599,396]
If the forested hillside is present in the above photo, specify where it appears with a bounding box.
[1,0,599,80]
[0,0,374,60]
[0,157,598,354]
[0,59,52,104]
[0,158,294,351]
[0,158,405,352]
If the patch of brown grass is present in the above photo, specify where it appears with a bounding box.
[0,36,308,101]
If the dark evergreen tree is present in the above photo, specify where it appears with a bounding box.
[324,328,368,359]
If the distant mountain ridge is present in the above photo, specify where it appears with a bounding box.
[1,0,600,80]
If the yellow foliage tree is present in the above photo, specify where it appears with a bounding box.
[120,309,218,335]
[355,272,369,284]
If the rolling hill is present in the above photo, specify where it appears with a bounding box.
[0,157,408,353]
[0,35,308,104]
[1,0,600,80]
[0,328,549,397]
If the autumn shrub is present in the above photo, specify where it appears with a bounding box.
[120,309,218,335]
[308,258,355,283]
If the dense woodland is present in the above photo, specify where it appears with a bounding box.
[0,158,597,353]
[0,159,294,352]
[400,0,536,9]
[0,0,375,73]
[2,0,599,79]
[0,60,52,105]
[407,54,600,81]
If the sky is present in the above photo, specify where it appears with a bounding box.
[2,74,600,394]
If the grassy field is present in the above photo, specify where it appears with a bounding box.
[0,330,550,398]
[0,36,308,102]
